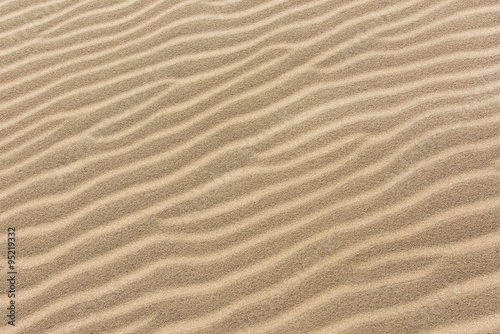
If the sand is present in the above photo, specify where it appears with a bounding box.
[1,0,500,333]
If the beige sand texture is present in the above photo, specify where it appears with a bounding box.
[1,0,500,333]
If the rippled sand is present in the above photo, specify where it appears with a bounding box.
[1,0,500,333]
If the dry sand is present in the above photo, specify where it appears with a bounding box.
[1,0,500,333]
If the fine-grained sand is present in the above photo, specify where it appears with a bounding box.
[1,0,500,333]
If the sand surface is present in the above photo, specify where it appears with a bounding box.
[1,0,500,333]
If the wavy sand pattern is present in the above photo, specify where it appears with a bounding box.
[1,0,500,333]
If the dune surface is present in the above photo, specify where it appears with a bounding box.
[1,0,500,333]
